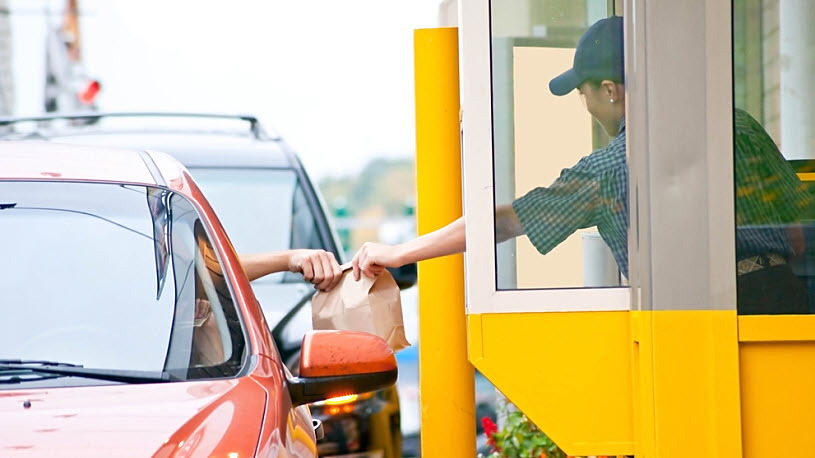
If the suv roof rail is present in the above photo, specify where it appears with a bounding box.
[0,112,279,140]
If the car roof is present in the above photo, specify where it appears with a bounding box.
[0,140,159,184]
[0,113,297,169]
[0,141,201,193]
[40,131,295,169]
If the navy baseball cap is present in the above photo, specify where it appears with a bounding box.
[549,16,624,96]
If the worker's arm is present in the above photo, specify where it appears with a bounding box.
[352,204,525,279]
[495,204,524,243]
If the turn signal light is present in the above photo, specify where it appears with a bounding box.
[324,394,358,405]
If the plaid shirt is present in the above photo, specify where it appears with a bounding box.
[734,108,812,259]
[512,110,812,280]
[513,119,630,277]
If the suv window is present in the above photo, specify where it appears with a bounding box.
[189,168,323,283]
[0,182,246,383]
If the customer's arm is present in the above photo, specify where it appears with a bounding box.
[240,249,342,291]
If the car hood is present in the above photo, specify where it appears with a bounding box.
[0,378,265,457]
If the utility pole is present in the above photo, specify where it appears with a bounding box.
[44,0,100,114]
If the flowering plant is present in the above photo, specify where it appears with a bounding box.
[481,416,500,450]
[480,408,566,458]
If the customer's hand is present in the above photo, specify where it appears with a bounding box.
[352,242,403,280]
[194,298,213,327]
[288,249,343,291]
[192,298,224,366]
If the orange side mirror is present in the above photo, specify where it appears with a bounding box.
[287,330,398,407]
[300,330,396,377]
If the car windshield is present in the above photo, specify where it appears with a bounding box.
[0,181,246,386]
[189,168,323,284]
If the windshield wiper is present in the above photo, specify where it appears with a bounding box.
[0,371,61,384]
[0,359,83,367]
[0,361,176,384]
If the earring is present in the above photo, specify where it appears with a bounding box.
[609,99,615,103]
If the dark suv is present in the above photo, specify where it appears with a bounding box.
[1,112,410,458]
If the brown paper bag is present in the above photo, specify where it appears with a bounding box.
[312,265,410,351]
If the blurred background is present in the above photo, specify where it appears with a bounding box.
[7,0,444,179]
[2,0,495,455]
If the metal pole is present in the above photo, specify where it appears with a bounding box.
[413,27,475,457]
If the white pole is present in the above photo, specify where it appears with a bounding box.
[581,231,621,287]
[780,0,815,159]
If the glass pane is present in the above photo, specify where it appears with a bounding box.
[0,182,246,386]
[733,0,815,314]
[191,167,324,286]
[0,182,175,372]
[167,195,247,378]
[191,168,323,285]
[490,0,628,290]
[190,168,298,255]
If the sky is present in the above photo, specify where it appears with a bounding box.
[9,0,445,180]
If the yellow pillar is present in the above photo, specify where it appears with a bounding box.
[413,27,475,457]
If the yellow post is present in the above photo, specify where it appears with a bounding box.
[413,27,475,457]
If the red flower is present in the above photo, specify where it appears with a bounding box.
[481,416,500,453]
[481,416,498,436]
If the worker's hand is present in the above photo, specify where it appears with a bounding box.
[352,242,403,280]
[288,249,343,291]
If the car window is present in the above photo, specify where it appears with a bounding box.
[0,182,246,384]
[189,168,323,284]
[289,180,323,252]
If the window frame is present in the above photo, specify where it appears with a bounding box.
[165,188,252,379]
[459,0,737,314]
[459,1,630,314]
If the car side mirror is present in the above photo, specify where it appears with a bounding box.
[387,263,417,290]
[286,330,398,407]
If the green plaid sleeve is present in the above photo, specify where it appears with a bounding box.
[512,161,601,255]
[734,109,813,225]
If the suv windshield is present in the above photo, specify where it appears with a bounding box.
[0,182,246,386]
[190,168,323,284]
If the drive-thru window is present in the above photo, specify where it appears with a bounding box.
[447,0,815,456]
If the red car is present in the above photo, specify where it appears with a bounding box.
[0,141,397,457]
